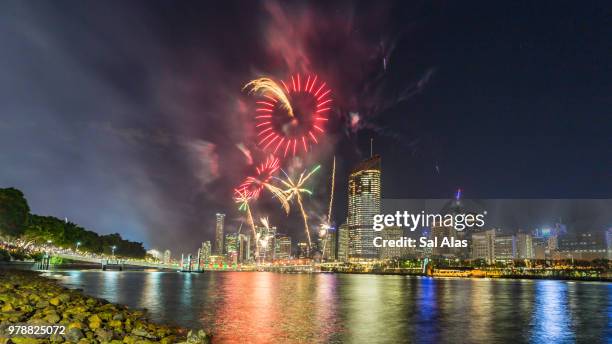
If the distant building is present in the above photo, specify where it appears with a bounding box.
[215,213,225,255]
[379,226,404,259]
[532,237,548,260]
[238,233,251,263]
[337,223,349,262]
[515,233,534,259]
[256,225,276,261]
[347,155,381,259]
[197,241,211,267]
[225,233,239,264]
[606,228,612,260]
[274,234,292,260]
[494,235,516,261]
[146,249,162,261]
[471,229,496,264]
[297,242,310,258]
[431,225,458,258]
[557,232,607,260]
[163,249,171,264]
[319,227,336,261]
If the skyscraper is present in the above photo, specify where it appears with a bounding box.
[379,226,404,259]
[516,233,534,259]
[225,233,239,264]
[215,213,225,255]
[274,234,292,260]
[337,223,349,262]
[317,227,337,261]
[198,241,211,266]
[471,229,496,263]
[256,224,276,261]
[606,228,612,260]
[494,235,516,261]
[347,155,381,259]
[238,233,251,263]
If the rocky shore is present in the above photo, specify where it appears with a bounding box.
[0,270,210,343]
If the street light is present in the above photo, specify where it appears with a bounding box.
[76,241,81,251]
[111,245,117,258]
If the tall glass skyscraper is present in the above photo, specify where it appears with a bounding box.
[347,155,381,259]
[215,213,225,255]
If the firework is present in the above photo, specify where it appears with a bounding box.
[277,164,321,247]
[243,78,294,117]
[233,188,258,254]
[263,182,290,214]
[247,74,332,157]
[235,155,280,200]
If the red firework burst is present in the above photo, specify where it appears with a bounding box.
[234,155,280,201]
[254,74,332,157]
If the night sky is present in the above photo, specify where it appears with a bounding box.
[1,1,610,253]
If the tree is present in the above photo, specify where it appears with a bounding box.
[2,187,147,259]
[0,188,30,237]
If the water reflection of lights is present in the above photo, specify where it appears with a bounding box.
[530,281,574,342]
[344,275,385,342]
[415,277,439,342]
[140,271,162,311]
[102,271,120,301]
[180,273,193,308]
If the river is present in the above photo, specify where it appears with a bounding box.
[47,270,611,343]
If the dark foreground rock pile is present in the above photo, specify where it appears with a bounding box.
[0,270,210,343]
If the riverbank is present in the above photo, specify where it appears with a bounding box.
[0,269,210,343]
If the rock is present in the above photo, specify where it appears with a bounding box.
[11,338,45,344]
[122,335,138,344]
[88,314,102,329]
[131,328,158,340]
[109,319,123,329]
[44,311,61,323]
[183,329,209,343]
[20,304,34,313]
[85,330,95,340]
[64,328,84,342]
[49,297,61,306]
[95,328,114,342]
[35,300,49,309]
[58,293,71,303]
[160,336,177,344]
[49,333,65,342]
[112,313,124,321]
[28,293,41,303]
[1,303,13,312]
[98,312,113,321]
[68,321,84,330]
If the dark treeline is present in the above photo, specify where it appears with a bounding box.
[0,187,146,258]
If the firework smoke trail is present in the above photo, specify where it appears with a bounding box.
[243,78,294,117]
[321,156,336,260]
[278,165,321,248]
[327,156,336,223]
[234,189,259,258]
